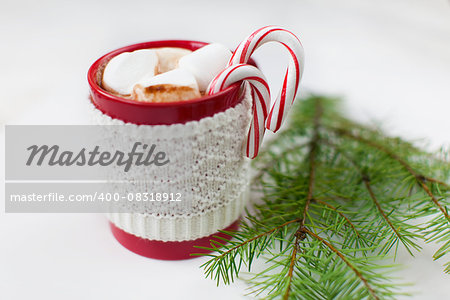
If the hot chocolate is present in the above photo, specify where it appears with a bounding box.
[101,44,231,103]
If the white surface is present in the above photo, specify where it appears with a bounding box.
[1,0,449,299]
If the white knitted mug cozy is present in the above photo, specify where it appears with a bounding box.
[89,85,253,242]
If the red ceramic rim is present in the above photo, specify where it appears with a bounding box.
[110,220,239,260]
[88,40,251,125]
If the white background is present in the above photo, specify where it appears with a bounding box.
[1,0,449,299]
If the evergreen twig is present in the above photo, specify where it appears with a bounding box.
[303,228,378,300]
[334,128,450,221]
[196,96,450,298]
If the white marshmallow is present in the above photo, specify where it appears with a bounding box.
[178,43,232,91]
[132,68,201,103]
[155,47,192,73]
[137,68,199,90]
[102,49,158,95]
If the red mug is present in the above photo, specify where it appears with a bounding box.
[88,40,253,260]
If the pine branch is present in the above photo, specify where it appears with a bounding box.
[196,96,450,298]
[284,232,301,300]
[334,128,450,221]
[314,198,363,240]
[323,139,422,255]
[197,218,301,285]
[331,126,449,265]
[303,228,378,300]
[362,176,419,256]
[284,97,322,300]
[217,218,302,259]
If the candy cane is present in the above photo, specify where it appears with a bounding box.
[207,64,271,159]
[229,26,305,133]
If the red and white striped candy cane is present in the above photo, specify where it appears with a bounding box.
[207,64,271,159]
[229,25,305,132]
